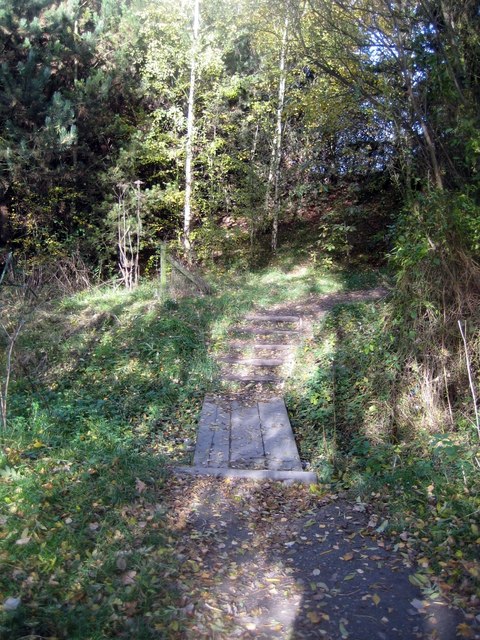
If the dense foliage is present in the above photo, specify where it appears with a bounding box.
[1,1,478,262]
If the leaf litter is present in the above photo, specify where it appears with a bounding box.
[161,474,471,639]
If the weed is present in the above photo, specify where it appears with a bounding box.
[287,296,480,609]
[0,263,349,637]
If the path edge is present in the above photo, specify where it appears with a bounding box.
[173,465,317,484]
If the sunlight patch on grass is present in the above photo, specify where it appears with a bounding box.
[1,263,371,638]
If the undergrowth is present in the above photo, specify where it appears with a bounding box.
[2,247,478,636]
[0,261,361,638]
[287,299,480,612]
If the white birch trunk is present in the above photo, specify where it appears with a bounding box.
[184,0,201,259]
[267,13,289,253]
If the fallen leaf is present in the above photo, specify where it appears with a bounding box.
[376,520,389,533]
[3,597,21,611]
[135,478,147,494]
[307,611,321,624]
[410,598,426,611]
[457,623,475,638]
[372,593,381,606]
[15,528,31,545]
[124,600,138,616]
[341,552,354,561]
[121,570,137,585]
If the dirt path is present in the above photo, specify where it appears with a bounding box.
[164,476,465,639]
[164,287,471,639]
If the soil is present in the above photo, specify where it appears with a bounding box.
[164,475,469,639]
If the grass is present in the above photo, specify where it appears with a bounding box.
[1,260,367,639]
[286,298,480,611]
[3,254,475,637]
[1,281,216,638]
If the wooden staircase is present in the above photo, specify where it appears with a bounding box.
[176,310,316,483]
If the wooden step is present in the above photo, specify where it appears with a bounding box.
[174,466,317,484]
[221,374,282,383]
[245,315,300,323]
[218,356,284,366]
[232,326,299,336]
[227,342,292,350]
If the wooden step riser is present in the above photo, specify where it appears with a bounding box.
[174,466,316,484]
[245,315,301,323]
[227,342,292,350]
[219,357,284,366]
[232,327,299,336]
[221,374,282,383]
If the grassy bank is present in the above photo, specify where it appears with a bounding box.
[0,262,365,638]
[2,259,477,637]
[287,299,480,613]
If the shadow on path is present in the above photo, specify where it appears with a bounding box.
[164,475,464,639]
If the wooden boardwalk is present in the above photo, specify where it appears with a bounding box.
[177,311,316,483]
[178,291,388,483]
[179,397,315,482]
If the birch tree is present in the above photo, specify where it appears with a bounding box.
[183,0,201,259]
[266,10,289,253]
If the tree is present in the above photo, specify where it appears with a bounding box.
[266,10,289,253]
[183,0,201,258]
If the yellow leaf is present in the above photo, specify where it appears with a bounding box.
[372,593,381,606]
[341,552,354,561]
[15,528,31,545]
[457,623,475,638]
[307,611,321,624]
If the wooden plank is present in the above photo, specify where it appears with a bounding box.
[160,242,167,297]
[221,374,282,383]
[259,398,302,471]
[174,466,317,484]
[166,254,213,294]
[230,402,264,467]
[232,327,298,336]
[218,357,284,366]
[193,400,231,467]
[245,315,300,323]
[209,403,230,467]
[227,342,291,350]
[193,401,217,467]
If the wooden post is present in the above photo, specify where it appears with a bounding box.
[160,242,167,298]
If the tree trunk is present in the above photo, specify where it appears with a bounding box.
[267,12,289,253]
[183,0,201,260]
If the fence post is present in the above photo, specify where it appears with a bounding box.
[160,242,167,298]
